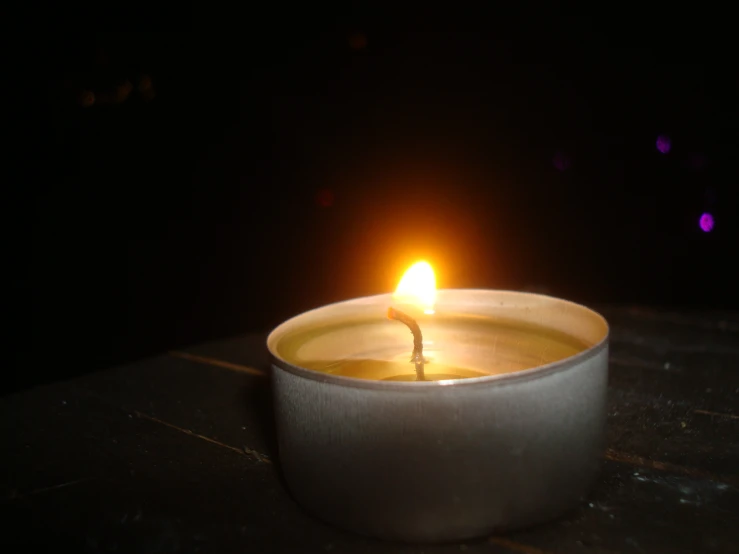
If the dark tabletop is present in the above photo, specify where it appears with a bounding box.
[2,306,738,553]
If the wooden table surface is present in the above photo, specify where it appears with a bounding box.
[2,306,738,553]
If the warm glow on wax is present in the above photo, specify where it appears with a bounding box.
[393,261,437,314]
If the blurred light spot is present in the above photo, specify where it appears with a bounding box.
[699,213,714,233]
[552,151,571,171]
[656,134,671,154]
[687,152,707,170]
[95,49,108,65]
[78,90,95,107]
[141,87,157,102]
[316,188,335,208]
[138,75,152,93]
[114,81,133,103]
[349,32,368,50]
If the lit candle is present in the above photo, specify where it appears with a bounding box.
[272,261,593,383]
[268,261,609,543]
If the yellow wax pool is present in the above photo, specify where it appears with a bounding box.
[275,313,589,382]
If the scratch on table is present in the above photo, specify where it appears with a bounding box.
[693,409,739,421]
[134,410,271,464]
[489,537,554,554]
[609,357,677,372]
[612,308,739,332]
[611,338,739,356]
[4,477,93,500]
[168,351,267,377]
[605,448,738,487]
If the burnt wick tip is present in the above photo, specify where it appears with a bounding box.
[387,306,426,381]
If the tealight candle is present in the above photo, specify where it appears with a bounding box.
[268,262,609,543]
[274,262,591,383]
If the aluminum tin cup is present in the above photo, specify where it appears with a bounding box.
[267,290,609,543]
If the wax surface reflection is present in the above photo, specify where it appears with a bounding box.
[275,314,589,382]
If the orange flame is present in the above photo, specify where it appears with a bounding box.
[393,261,436,314]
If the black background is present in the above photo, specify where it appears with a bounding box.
[8,18,738,395]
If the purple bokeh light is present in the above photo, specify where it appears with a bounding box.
[552,151,571,171]
[699,213,715,233]
[656,134,671,154]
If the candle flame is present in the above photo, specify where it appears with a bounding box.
[393,261,436,314]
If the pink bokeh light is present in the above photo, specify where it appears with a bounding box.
[656,135,671,154]
[552,151,571,171]
[699,213,715,233]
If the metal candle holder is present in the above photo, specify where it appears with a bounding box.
[268,290,609,543]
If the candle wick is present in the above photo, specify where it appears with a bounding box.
[387,307,426,381]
